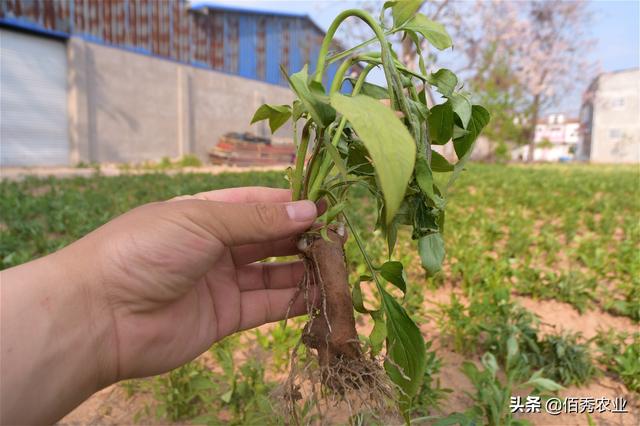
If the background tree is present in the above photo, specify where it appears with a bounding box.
[340,0,596,161]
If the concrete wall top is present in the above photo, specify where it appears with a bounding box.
[69,38,295,164]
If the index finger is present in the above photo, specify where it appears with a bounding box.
[172,187,292,204]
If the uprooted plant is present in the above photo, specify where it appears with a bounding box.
[252,1,490,422]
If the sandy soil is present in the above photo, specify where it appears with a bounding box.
[60,282,639,426]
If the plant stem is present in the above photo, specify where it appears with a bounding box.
[343,212,383,293]
[292,120,312,201]
[326,30,397,65]
[409,85,431,163]
[312,9,396,104]
[302,127,328,199]
[313,9,419,144]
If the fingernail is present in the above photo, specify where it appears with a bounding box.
[286,200,317,222]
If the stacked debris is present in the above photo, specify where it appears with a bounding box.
[209,133,296,166]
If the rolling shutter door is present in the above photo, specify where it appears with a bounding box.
[1,29,69,166]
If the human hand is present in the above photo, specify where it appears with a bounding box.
[2,186,319,424]
[77,187,318,383]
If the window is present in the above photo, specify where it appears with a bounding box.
[609,129,622,140]
[610,98,625,109]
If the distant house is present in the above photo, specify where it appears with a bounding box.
[0,0,343,166]
[576,68,640,163]
[511,114,579,162]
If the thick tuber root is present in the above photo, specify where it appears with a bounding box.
[280,227,393,422]
[300,228,361,368]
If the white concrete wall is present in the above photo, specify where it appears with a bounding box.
[590,69,640,163]
[68,38,294,163]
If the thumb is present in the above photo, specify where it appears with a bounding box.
[176,199,318,246]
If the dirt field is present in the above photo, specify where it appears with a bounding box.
[61,284,639,426]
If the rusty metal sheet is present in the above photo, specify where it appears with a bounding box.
[0,0,342,87]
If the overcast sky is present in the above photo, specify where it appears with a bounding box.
[193,0,640,115]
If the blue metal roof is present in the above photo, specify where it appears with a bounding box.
[189,1,328,42]
[190,1,309,20]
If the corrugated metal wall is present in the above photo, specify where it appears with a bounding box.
[1,29,69,166]
[0,0,340,87]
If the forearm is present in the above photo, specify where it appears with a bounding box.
[0,243,115,424]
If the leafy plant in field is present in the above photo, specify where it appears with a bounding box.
[537,332,597,386]
[251,1,489,421]
[515,269,597,314]
[179,154,203,167]
[254,322,304,372]
[437,285,539,359]
[603,279,640,322]
[211,347,278,426]
[8,165,640,422]
[592,330,640,393]
[437,285,599,389]
[186,342,283,426]
[437,341,562,426]
[150,361,216,422]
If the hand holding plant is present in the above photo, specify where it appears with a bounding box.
[0,187,318,424]
[252,1,490,421]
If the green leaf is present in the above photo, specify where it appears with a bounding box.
[428,102,454,145]
[385,198,413,256]
[220,389,233,404]
[347,79,389,99]
[283,64,335,127]
[251,104,291,133]
[403,14,452,50]
[427,69,457,97]
[449,93,472,129]
[453,105,490,160]
[506,335,519,368]
[292,100,304,121]
[317,201,347,224]
[522,372,564,392]
[323,139,348,179]
[418,232,445,274]
[379,261,407,294]
[346,141,375,176]
[352,276,369,314]
[481,352,499,378]
[408,98,429,121]
[404,29,427,75]
[433,412,478,426]
[391,0,423,27]
[413,197,440,238]
[453,125,470,139]
[331,93,416,224]
[431,151,454,172]
[370,310,387,356]
[382,288,426,410]
[415,155,435,199]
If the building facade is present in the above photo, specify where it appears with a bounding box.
[0,0,343,166]
[577,68,640,164]
[511,114,580,162]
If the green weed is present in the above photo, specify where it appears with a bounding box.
[515,269,597,314]
[592,330,640,393]
[538,332,597,386]
[410,341,451,418]
[150,361,217,422]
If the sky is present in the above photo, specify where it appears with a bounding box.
[192,0,640,115]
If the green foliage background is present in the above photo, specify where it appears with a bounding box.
[1,163,638,424]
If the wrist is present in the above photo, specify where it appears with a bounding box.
[0,239,117,423]
[54,236,120,388]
